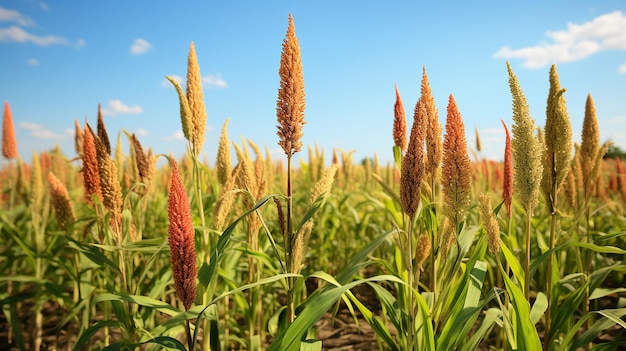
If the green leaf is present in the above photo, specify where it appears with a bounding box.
[500,263,542,351]
[92,293,181,316]
[570,241,626,254]
[74,320,120,351]
[199,194,276,288]
[501,242,525,289]
[268,275,403,351]
[437,260,488,350]
[300,339,322,351]
[589,287,626,300]
[103,336,187,351]
[66,237,121,273]
[529,292,548,325]
[393,145,403,169]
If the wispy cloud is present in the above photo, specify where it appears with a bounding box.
[610,115,626,123]
[163,130,185,141]
[130,38,152,55]
[27,58,39,66]
[618,63,626,74]
[161,73,227,89]
[100,99,143,117]
[136,128,148,136]
[0,6,34,26]
[18,121,65,139]
[203,74,227,88]
[0,25,69,46]
[494,11,626,68]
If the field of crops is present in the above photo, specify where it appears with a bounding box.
[1,15,625,351]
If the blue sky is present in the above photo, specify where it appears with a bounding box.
[1,1,625,167]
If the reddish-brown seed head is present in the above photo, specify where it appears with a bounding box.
[2,102,18,160]
[441,95,472,227]
[167,159,197,310]
[393,84,407,151]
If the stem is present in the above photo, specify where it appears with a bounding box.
[406,217,415,350]
[427,172,439,310]
[524,210,532,300]
[545,194,557,350]
[185,319,193,351]
[286,154,295,324]
[583,202,591,326]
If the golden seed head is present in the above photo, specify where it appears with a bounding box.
[186,42,207,155]
[572,143,583,191]
[501,120,513,217]
[48,171,76,231]
[114,134,126,182]
[213,169,239,230]
[581,94,600,186]
[276,13,306,157]
[167,159,198,310]
[233,143,258,199]
[74,119,84,156]
[439,217,456,257]
[95,132,122,219]
[422,67,442,178]
[309,164,338,206]
[290,220,314,274]
[542,64,573,207]
[442,95,472,227]
[400,97,427,219]
[475,126,482,152]
[563,168,577,210]
[165,76,192,142]
[216,118,232,187]
[479,193,501,254]
[414,232,431,271]
[507,62,543,215]
[393,84,407,151]
[30,151,44,210]
[248,139,265,197]
[2,101,18,160]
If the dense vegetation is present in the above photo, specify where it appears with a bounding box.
[1,14,625,351]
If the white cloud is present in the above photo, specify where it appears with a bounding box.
[19,121,42,130]
[27,58,39,66]
[136,128,148,136]
[38,3,50,11]
[75,38,85,48]
[161,74,183,87]
[203,73,227,88]
[130,38,152,55]
[610,115,626,123]
[0,25,68,46]
[100,99,143,117]
[18,121,64,139]
[163,130,185,141]
[619,63,626,74]
[494,11,626,68]
[0,6,34,26]
[161,74,228,88]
